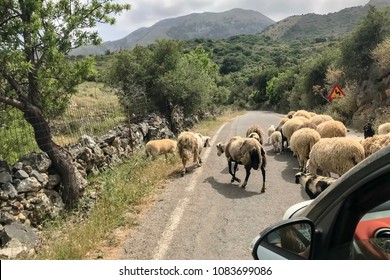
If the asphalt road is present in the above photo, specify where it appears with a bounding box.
[119,111,326,259]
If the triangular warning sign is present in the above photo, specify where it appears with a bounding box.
[327,84,346,101]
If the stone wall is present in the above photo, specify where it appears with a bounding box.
[0,112,200,259]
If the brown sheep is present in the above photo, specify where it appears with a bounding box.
[246,124,265,145]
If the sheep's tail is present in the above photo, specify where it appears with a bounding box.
[260,146,266,169]
[250,148,260,170]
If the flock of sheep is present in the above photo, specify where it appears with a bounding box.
[144,110,390,199]
[268,109,390,198]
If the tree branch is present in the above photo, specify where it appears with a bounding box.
[0,95,25,110]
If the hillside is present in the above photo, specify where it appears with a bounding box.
[70,8,274,56]
[261,0,389,40]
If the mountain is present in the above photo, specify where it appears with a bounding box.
[261,0,390,40]
[70,8,275,56]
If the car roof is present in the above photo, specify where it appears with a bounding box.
[299,144,390,220]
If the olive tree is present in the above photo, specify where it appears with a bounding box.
[0,0,131,207]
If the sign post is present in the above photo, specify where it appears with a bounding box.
[327,84,346,101]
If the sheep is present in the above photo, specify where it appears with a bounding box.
[378,122,390,135]
[316,120,347,138]
[270,130,283,154]
[292,110,312,120]
[276,117,289,130]
[248,132,261,143]
[145,139,177,161]
[297,121,317,131]
[289,128,321,172]
[216,136,267,192]
[286,111,296,119]
[267,125,275,144]
[360,133,390,157]
[177,131,210,176]
[295,172,337,199]
[363,122,375,139]
[246,124,265,145]
[308,137,365,177]
[281,117,306,148]
[309,114,334,126]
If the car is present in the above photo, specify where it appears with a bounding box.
[251,144,390,260]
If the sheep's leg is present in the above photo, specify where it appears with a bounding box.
[181,158,187,176]
[240,165,251,189]
[260,165,266,193]
[228,160,240,183]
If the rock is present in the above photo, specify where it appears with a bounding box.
[1,182,18,199]
[30,170,44,183]
[15,177,41,193]
[0,159,11,173]
[0,221,38,259]
[14,170,29,180]
[19,153,52,173]
[0,172,13,184]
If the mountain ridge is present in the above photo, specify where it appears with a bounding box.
[70,1,390,56]
[70,8,275,56]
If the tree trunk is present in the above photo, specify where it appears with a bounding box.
[24,105,79,208]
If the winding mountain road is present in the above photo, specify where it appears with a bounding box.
[119,110,360,260]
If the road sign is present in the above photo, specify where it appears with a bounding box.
[327,84,346,101]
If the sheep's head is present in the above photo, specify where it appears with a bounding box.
[216,142,225,156]
[248,132,261,143]
[295,172,305,184]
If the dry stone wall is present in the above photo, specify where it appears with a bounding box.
[0,111,202,259]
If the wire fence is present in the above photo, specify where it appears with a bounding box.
[0,105,127,164]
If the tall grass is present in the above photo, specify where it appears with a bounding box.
[33,110,245,260]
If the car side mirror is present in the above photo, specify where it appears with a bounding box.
[251,218,314,260]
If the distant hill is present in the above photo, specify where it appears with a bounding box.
[70,8,275,56]
[261,0,390,40]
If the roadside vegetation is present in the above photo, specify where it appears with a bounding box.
[33,110,244,260]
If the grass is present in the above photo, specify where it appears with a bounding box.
[32,109,246,260]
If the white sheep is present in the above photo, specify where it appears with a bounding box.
[289,128,321,172]
[281,117,306,148]
[267,125,275,144]
[286,111,296,119]
[308,137,365,177]
[145,139,177,161]
[270,130,283,154]
[295,172,337,199]
[309,114,334,126]
[360,133,390,157]
[216,136,267,192]
[246,124,265,145]
[316,120,347,138]
[292,110,312,120]
[378,122,390,135]
[177,131,210,176]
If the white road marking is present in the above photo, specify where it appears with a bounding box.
[153,122,228,259]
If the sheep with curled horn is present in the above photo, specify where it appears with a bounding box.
[216,136,267,192]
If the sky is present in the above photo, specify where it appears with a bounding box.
[96,0,370,42]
